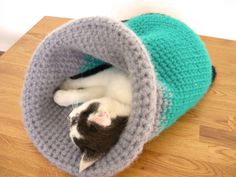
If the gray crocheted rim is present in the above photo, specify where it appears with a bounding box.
[22,17,162,177]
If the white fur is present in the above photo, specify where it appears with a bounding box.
[54,86,105,107]
[54,67,132,125]
[54,68,132,106]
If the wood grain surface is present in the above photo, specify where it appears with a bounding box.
[0,16,236,177]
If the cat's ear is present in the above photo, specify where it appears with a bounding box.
[79,150,102,172]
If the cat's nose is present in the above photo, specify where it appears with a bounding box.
[98,111,108,117]
[98,112,105,117]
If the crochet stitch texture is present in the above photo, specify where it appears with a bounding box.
[22,14,213,177]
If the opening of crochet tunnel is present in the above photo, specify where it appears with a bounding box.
[22,16,158,176]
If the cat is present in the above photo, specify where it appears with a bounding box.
[53,66,132,172]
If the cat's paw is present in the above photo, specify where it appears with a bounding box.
[53,90,71,107]
[60,78,76,90]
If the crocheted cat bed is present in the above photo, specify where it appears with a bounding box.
[22,13,213,177]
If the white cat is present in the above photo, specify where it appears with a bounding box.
[53,66,132,172]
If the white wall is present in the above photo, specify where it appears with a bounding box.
[0,0,236,51]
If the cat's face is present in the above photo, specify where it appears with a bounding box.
[68,101,128,172]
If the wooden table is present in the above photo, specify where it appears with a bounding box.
[0,16,236,177]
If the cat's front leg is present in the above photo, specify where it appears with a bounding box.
[54,86,105,106]
[59,77,103,90]
[59,78,81,90]
[60,68,114,90]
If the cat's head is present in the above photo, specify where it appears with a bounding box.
[68,101,128,172]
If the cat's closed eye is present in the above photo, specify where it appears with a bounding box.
[88,122,98,132]
[71,117,78,126]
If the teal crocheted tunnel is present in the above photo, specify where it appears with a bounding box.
[22,13,213,177]
[75,14,212,134]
